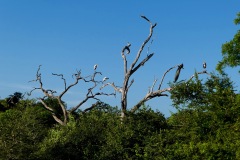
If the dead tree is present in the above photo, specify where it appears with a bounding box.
[29,65,114,125]
[101,16,156,118]
[102,16,210,119]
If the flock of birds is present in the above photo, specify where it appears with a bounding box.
[93,61,207,84]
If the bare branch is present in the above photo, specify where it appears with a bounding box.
[121,44,130,75]
[29,65,42,83]
[101,82,123,93]
[131,88,171,113]
[131,53,154,75]
[158,64,180,90]
[131,67,211,113]
[52,115,65,126]
[82,103,97,113]
[113,16,157,119]
[82,101,107,114]
[126,79,134,92]
[28,65,56,98]
[38,98,66,125]
[29,65,114,125]
[39,98,54,112]
[58,70,102,99]
[147,39,154,55]
[187,70,211,82]
[69,91,115,113]
[72,69,81,79]
[27,87,40,96]
[150,78,158,93]
[52,73,67,90]
[130,17,156,71]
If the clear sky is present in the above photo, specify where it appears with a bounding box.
[0,1,239,117]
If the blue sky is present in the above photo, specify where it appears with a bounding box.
[0,1,239,117]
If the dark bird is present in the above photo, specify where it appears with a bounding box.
[122,43,131,54]
[203,61,206,69]
[140,15,150,22]
[174,63,184,83]
[125,46,130,54]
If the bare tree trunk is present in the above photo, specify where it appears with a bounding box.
[101,16,156,119]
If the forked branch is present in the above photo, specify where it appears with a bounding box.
[109,16,157,118]
[131,65,210,113]
[29,65,114,125]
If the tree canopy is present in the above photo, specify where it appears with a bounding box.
[217,12,240,73]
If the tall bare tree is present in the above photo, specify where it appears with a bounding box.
[29,65,114,125]
[100,16,158,118]
[102,16,210,119]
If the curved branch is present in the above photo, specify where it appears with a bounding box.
[131,88,171,113]
[130,17,156,70]
[101,82,123,93]
[52,73,67,90]
[158,64,180,90]
[131,53,154,75]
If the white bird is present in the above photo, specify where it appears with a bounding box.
[94,64,98,70]
[103,77,109,82]
[203,62,207,69]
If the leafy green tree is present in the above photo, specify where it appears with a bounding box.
[217,12,240,73]
[35,103,120,160]
[0,99,52,160]
[35,103,168,160]
[0,100,7,112]
[165,74,240,159]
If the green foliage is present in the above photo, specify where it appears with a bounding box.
[170,73,207,110]
[35,105,168,160]
[235,12,240,26]
[0,74,240,159]
[0,101,51,160]
[217,12,240,74]
[166,73,240,159]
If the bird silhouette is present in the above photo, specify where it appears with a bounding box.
[122,43,131,54]
[140,15,150,22]
[174,63,184,83]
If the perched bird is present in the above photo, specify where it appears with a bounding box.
[94,64,98,70]
[203,61,207,69]
[125,46,130,54]
[174,63,184,83]
[103,77,109,82]
[140,15,150,22]
[122,43,131,54]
